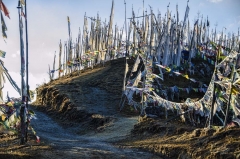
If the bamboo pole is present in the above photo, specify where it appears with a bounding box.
[59,40,62,78]
[119,0,128,110]
[24,0,29,143]
[17,0,26,145]
[124,0,127,57]
[209,39,220,127]
[188,20,197,63]
[78,28,82,74]
[224,61,236,127]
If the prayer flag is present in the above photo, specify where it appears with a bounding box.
[232,86,239,95]
[182,74,189,79]
[20,0,25,5]
[165,67,171,72]
[182,4,190,29]
[132,55,140,72]
[67,16,71,37]
[0,1,10,19]
[0,50,6,58]
[1,12,7,38]
[36,136,40,143]
[194,19,198,26]
[1,114,7,121]
[189,78,196,83]
[19,0,25,18]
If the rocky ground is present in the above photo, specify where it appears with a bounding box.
[0,57,239,159]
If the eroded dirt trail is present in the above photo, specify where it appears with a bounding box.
[31,100,158,159]
[31,59,160,158]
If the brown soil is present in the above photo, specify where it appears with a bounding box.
[118,117,240,159]
[0,57,239,159]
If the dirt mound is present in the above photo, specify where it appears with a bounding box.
[33,58,127,133]
[82,114,115,133]
[131,118,195,136]
[118,117,240,159]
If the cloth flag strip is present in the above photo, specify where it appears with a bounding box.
[1,11,7,38]
[0,97,40,142]
[0,50,6,58]
[0,1,10,19]
[0,60,21,95]
[124,51,240,120]
[67,16,71,38]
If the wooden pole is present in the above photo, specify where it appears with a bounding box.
[142,0,144,39]
[119,0,128,110]
[124,0,127,57]
[65,44,67,75]
[120,58,144,111]
[24,0,29,143]
[224,61,236,127]
[209,41,220,127]
[238,41,240,53]
[59,40,62,78]
[17,0,25,145]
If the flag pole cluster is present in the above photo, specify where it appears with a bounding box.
[47,0,240,128]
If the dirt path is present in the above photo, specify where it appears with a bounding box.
[30,102,159,159]
[29,59,160,158]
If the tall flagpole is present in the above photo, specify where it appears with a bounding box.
[17,0,25,145]
[123,0,127,91]
[119,0,127,110]
[124,0,127,57]
[24,0,29,106]
[224,65,236,127]
[24,0,29,143]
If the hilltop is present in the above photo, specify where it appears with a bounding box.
[0,57,239,159]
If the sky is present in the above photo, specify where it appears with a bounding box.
[0,0,239,99]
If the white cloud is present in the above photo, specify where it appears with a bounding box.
[207,0,223,3]
[11,54,16,58]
